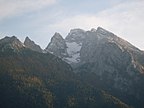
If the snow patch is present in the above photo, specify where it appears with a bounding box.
[66,42,82,55]
[65,42,82,63]
[64,53,80,63]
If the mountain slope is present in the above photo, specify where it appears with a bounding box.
[76,27,144,108]
[0,36,130,108]
[46,27,144,108]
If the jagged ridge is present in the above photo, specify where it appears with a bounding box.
[24,37,43,53]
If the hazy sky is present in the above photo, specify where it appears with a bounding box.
[0,0,144,49]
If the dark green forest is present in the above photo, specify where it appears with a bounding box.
[0,48,130,108]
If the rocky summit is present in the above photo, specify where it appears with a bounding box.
[46,27,144,68]
[45,28,86,65]
[0,36,25,52]
[46,27,144,108]
[45,32,68,58]
[0,34,130,108]
[0,27,144,108]
[24,37,43,53]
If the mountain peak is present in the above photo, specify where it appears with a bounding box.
[0,36,21,44]
[49,32,65,45]
[2,36,18,42]
[54,32,61,35]
[25,36,30,41]
[24,37,43,53]
[65,28,86,43]
[0,36,24,51]
[24,36,33,44]
[97,26,106,31]
[52,32,63,40]
[91,27,107,33]
[45,32,68,57]
[10,35,17,39]
[96,27,113,36]
[69,28,85,34]
[94,27,140,52]
[91,28,97,32]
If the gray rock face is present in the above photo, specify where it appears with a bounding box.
[74,27,144,108]
[46,27,144,71]
[24,37,43,53]
[45,32,68,58]
[45,27,144,107]
[80,27,144,73]
[65,28,86,43]
[0,36,25,51]
[45,29,86,64]
[78,27,144,92]
[45,27,144,78]
[64,29,86,64]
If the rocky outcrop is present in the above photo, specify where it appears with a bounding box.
[24,37,43,53]
[45,29,86,64]
[45,32,68,58]
[0,36,25,52]
[45,27,144,108]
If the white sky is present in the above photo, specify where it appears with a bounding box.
[0,0,144,50]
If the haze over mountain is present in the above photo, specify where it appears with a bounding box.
[0,27,144,108]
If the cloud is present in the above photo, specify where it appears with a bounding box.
[0,0,144,49]
[47,15,106,35]
[47,0,144,49]
[0,0,56,20]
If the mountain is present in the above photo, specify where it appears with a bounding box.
[24,37,43,53]
[45,29,86,65]
[0,36,25,52]
[45,32,68,57]
[0,36,130,108]
[64,29,86,64]
[46,27,144,108]
[75,27,144,108]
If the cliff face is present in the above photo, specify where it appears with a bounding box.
[45,32,68,58]
[1,26,144,108]
[46,27,144,108]
[0,36,130,108]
